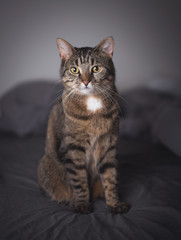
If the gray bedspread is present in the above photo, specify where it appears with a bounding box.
[0,134,181,239]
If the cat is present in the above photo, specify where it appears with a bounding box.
[38,37,129,214]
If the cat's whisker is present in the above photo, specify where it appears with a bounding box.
[95,86,117,115]
[47,80,65,107]
[55,78,62,85]
[57,90,71,111]
[62,90,74,105]
[65,89,76,108]
[96,85,120,109]
[102,85,129,105]
[69,91,77,107]
[49,89,64,107]
[61,88,76,110]
[98,86,121,106]
[96,85,125,118]
[95,85,109,100]
[105,89,125,119]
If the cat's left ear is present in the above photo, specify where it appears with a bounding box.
[56,38,75,60]
[95,36,114,58]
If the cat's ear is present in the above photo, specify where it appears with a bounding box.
[56,38,75,60]
[95,36,114,58]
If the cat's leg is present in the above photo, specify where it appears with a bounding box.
[60,138,91,214]
[94,134,129,214]
[92,177,104,200]
[99,164,129,213]
[38,155,72,203]
[38,106,73,203]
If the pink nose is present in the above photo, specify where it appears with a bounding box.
[83,80,89,86]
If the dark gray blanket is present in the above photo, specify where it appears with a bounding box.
[0,134,181,239]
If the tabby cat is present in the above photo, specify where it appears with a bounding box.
[38,37,129,214]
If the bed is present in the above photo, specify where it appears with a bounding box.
[0,80,181,240]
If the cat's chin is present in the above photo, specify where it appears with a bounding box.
[78,88,94,95]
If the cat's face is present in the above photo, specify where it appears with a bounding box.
[57,37,115,95]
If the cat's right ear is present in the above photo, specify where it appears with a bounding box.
[56,38,75,60]
[94,36,114,58]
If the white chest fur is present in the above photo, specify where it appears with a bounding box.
[86,97,102,112]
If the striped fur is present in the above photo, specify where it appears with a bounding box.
[38,37,129,214]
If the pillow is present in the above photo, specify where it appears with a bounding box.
[0,80,62,136]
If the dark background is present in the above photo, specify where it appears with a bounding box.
[0,0,181,96]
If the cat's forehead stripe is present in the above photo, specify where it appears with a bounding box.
[77,57,81,66]
[82,50,86,62]
[75,59,78,66]
[81,49,87,64]
[91,58,94,65]
[74,49,95,66]
[76,56,95,66]
[80,55,83,64]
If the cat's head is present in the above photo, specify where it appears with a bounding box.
[57,37,115,95]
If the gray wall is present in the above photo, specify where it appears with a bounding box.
[0,0,181,96]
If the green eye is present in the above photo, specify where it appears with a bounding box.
[70,67,79,74]
[92,66,101,73]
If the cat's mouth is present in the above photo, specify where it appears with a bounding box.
[78,82,94,95]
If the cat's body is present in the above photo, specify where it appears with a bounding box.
[38,37,129,214]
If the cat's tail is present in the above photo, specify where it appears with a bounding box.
[38,155,72,203]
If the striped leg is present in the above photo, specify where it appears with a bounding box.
[94,135,129,214]
[60,140,90,214]
[99,164,129,213]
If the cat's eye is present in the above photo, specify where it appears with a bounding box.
[92,66,101,73]
[70,67,79,74]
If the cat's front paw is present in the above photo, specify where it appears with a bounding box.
[108,202,130,214]
[74,202,92,214]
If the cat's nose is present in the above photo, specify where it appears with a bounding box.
[81,72,90,86]
[82,80,89,86]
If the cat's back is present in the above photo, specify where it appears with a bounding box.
[46,100,65,139]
